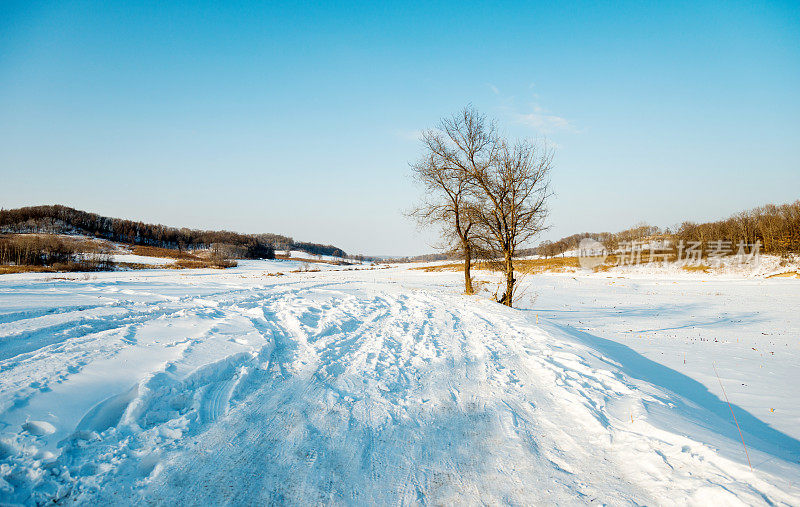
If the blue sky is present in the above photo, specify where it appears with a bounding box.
[1,1,798,256]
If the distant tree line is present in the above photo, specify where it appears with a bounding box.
[671,201,800,255]
[535,223,660,258]
[536,201,800,257]
[293,241,347,258]
[0,234,112,271]
[0,205,349,259]
[0,234,75,266]
[393,253,452,263]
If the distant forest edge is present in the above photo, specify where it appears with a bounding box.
[535,200,800,258]
[397,200,800,262]
[0,205,347,259]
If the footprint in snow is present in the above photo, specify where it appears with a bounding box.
[22,420,56,436]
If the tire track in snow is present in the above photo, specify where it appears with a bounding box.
[120,287,629,503]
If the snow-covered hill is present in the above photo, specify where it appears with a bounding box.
[0,263,798,504]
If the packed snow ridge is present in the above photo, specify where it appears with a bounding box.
[0,261,798,504]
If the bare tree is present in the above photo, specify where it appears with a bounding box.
[470,139,553,307]
[409,107,497,295]
[409,106,553,305]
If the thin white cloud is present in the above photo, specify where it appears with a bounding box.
[512,110,572,133]
[493,85,575,135]
[394,129,424,142]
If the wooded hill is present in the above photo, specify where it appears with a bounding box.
[536,200,800,257]
[0,205,347,259]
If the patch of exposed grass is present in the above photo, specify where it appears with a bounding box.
[130,245,201,260]
[0,265,58,274]
[172,259,238,269]
[115,262,157,271]
[412,257,583,274]
[82,259,238,271]
[411,262,468,272]
[0,260,113,275]
[682,264,710,273]
[411,253,700,275]
[1,257,237,275]
[515,257,580,274]
[766,271,800,279]
[275,255,350,266]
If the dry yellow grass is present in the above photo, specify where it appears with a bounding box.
[1,258,237,274]
[766,271,800,279]
[171,259,237,269]
[682,264,711,273]
[274,255,349,266]
[411,257,583,274]
[591,263,615,273]
[410,262,472,273]
[0,265,58,274]
[0,260,115,274]
[410,253,689,275]
[117,259,236,270]
[515,257,580,274]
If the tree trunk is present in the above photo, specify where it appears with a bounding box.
[503,251,514,307]
[463,244,474,295]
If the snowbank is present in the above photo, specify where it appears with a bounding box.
[110,254,177,266]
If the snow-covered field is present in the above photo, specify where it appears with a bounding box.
[526,273,800,440]
[108,254,177,266]
[0,261,798,504]
[284,250,345,263]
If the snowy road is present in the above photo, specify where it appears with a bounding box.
[1,263,798,504]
